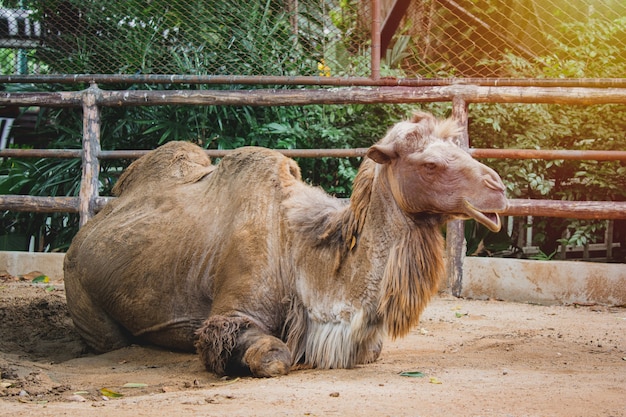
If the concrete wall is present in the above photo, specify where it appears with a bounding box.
[1,251,625,306]
[0,251,65,280]
[463,257,626,306]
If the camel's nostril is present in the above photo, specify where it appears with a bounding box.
[484,175,505,192]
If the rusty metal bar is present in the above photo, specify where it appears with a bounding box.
[3,147,626,162]
[0,149,82,158]
[98,148,371,160]
[97,150,148,159]
[506,200,626,220]
[371,0,381,80]
[470,148,626,161]
[1,74,625,88]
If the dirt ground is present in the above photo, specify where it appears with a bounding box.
[0,280,624,417]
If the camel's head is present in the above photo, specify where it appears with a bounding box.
[367,112,508,232]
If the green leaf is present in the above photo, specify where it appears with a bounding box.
[399,371,426,378]
[100,388,123,398]
[264,122,290,134]
[32,275,49,283]
[122,383,148,388]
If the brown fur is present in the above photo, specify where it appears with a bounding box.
[64,112,508,377]
[112,141,215,195]
[195,315,252,376]
[378,221,445,338]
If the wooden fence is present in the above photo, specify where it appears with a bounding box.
[1,80,625,295]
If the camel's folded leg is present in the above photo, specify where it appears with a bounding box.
[195,314,291,377]
[65,285,133,353]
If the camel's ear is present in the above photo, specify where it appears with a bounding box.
[367,143,397,164]
[410,111,435,124]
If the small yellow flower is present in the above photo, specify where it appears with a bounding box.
[317,59,331,77]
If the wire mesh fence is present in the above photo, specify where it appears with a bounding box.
[0,0,624,79]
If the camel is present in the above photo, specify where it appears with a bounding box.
[64,112,508,377]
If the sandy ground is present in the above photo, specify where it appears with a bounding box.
[0,281,625,417]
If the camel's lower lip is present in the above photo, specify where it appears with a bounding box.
[463,200,503,232]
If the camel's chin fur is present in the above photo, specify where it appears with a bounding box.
[301,314,384,369]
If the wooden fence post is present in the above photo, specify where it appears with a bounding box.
[79,84,102,227]
[446,97,469,296]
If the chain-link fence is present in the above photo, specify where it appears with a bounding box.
[0,0,624,78]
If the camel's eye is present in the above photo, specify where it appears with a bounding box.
[423,162,439,172]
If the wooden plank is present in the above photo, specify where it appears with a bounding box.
[1,86,626,108]
[92,86,626,107]
[0,91,82,107]
[447,97,470,296]
[0,195,79,212]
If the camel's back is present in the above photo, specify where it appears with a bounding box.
[64,144,301,350]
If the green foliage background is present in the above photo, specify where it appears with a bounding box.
[468,17,626,257]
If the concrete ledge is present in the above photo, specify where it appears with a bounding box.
[1,251,625,306]
[463,257,626,306]
[0,251,65,280]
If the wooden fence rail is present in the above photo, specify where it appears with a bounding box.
[2,85,626,107]
[0,83,625,295]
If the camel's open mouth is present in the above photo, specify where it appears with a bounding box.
[463,200,503,232]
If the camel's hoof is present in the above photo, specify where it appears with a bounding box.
[244,337,291,378]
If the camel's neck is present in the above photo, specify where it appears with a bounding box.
[283,162,445,368]
[349,163,445,338]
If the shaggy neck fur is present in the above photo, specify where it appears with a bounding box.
[360,160,445,339]
[284,157,445,367]
[377,216,444,338]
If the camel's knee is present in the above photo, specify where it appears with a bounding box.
[243,337,291,377]
[194,314,291,377]
[195,315,251,376]
[66,290,132,353]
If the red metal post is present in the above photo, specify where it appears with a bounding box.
[371,0,381,80]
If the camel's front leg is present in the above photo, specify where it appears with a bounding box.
[194,315,291,377]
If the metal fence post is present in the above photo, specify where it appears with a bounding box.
[370,0,381,80]
[79,83,102,227]
[446,97,470,296]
